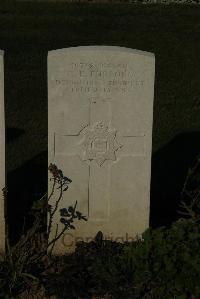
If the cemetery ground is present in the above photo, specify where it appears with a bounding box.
[0,2,199,298]
[0,161,200,298]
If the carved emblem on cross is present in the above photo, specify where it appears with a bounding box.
[81,121,122,166]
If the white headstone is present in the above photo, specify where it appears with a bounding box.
[0,51,5,252]
[48,46,155,254]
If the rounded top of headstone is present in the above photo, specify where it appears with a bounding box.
[48,46,154,58]
[0,50,4,56]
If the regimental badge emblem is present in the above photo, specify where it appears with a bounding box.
[81,121,122,166]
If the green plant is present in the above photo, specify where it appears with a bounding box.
[44,219,200,299]
[0,164,87,298]
[179,156,200,221]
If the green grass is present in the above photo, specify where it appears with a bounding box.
[1,2,200,172]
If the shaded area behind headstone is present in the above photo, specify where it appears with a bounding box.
[6,151,47,244]
[150,131,200,228]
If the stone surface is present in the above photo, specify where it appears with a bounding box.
[0,51,4,252]
[48,46,155,254]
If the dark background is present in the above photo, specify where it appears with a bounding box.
[1,3,200,243]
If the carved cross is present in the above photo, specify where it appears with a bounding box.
[54,98,145,221]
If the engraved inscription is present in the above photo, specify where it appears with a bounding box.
[53,61,144,94]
